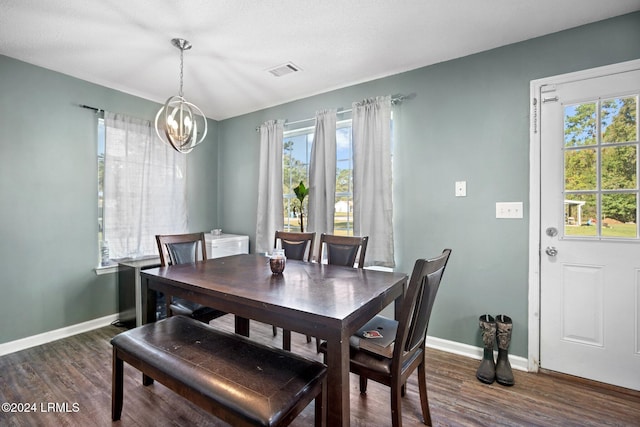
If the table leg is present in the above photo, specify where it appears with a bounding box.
[142,277,156,325]
[324,335,350,427]
[235,316,250,337]
[395,290,403,320]
[142,278,156,385]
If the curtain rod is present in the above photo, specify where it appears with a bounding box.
[79,104,104,114]
[255,93,414,132]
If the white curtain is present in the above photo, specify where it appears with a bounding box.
[255,120,284,254]
[352,96,395,267]
[103,112,187,260]
[307,109,337,250]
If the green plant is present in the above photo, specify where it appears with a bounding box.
[293,181,309,232]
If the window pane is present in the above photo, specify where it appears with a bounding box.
[565,148,596,191]
[283,131,312,232]
[565,103,597,147]
[602,193,637,238]
[335,125,353,236]
[564,194,597,236]
[601,145,636,190]
[282,120,356,236]
[601,96,638,144]
[97,118,107,265]
[334,195,353,236]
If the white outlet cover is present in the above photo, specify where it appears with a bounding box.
[455,181,466,197]
[496,202,523,219]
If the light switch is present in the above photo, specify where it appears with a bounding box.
[455,181,466,197]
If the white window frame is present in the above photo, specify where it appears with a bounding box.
[283,119,355,235]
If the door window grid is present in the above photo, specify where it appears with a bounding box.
[563,94,639,239]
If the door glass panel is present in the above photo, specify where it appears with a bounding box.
[565,193,597,236]
[601,146,636,190]
[563,97,639,239]
[601,96,638,144]
[564,103,597,147]
[565,148,596,191]
[601,193,637,238]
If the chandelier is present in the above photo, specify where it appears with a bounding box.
[155,38,207,153]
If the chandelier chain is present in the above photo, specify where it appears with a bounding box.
[178,47,184,98]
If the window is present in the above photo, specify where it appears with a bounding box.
[97,117,107,265]
[563,95,639,238]
[99,112,187,267]
[283,126,312,232]
[283,120,354,235]
[334,122,354,235]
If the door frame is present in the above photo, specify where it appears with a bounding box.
[527,58,640,373]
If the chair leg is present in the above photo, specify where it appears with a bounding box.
[142,373,154,386]
[306,335,312,343]
[314,377,327,427]
[283,329,292,351]
[315,337,322,353]
[112,348,123,421]
[272,325,278,336]
[359,375,368,394]
[390,381,403,427]
[417,362,432,426]
[165,295,173,319]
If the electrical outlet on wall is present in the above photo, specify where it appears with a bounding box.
[496,202,523,219]
[455,181,466,197]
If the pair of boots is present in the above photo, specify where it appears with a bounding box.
[476,314,514,386]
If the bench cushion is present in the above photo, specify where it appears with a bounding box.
[111,315,326,426]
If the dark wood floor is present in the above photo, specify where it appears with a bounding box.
[1,315,639,426]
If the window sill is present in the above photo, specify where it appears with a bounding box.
[95,263,118,275]
[94,255,161,275]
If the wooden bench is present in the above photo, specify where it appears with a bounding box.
[111,315,327,426]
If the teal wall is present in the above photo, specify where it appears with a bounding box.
[1,12,638,356]
[217,12,640,357]
[0,55,219,344]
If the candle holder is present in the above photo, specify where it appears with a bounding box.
[269,249,286,274]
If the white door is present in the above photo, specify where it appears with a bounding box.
[539,66,640,391]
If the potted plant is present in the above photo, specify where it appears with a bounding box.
[293,181,309,232]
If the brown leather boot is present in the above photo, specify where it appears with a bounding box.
[495,314,515,386]
[476,314,496,384]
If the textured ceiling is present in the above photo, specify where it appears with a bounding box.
[1,0,639,120]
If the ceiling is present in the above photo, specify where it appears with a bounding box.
[1,1,639,121]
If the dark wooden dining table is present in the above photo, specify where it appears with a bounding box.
[140,253,407,427]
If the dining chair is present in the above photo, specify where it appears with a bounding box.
[273,231,316,350]
[155,232,227,323]
[274,230,316,262]
[317,233,369,268]
[311,233,369,352]
[321,249,451,427]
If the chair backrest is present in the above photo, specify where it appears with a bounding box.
[395,249,451,361]
[156,232,207,267]
[317,233,368,268]
[274,231,316,262]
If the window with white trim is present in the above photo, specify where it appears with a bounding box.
[283,120,354,235]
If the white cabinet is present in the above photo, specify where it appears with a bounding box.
[205,233,249,258]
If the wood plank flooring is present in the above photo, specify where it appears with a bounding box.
[1,315,638,426]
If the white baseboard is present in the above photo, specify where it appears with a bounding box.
[426,335,529,372]
[0,313,119,357]
[0,316,530,372]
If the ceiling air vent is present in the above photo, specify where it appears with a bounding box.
[267,62,301,77]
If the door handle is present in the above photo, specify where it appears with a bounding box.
[545,246,558,257]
